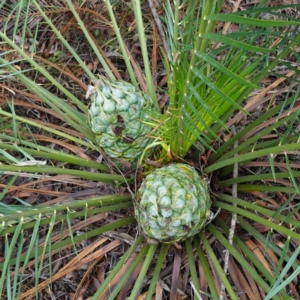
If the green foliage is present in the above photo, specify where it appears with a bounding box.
[159,0,300,158]
[0,0,300,299]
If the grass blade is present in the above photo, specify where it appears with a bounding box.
[0,219,23,296]
[265,246,300,300]
[129,244,158,299]
[206,14,300,27]
[145,243,169,300]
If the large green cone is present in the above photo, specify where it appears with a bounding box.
[89,77,155,166]
[135,163,211,243]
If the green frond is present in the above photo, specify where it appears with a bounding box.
[129,244,158,299]
[145,244,169,300]
[91,235,144,299]
[201,232,239,299]
[157,1,300,157]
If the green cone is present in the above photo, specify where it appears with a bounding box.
[135,163,211,243]
[89,78,155,166]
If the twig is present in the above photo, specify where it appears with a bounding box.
[222,0,242,35]
[147,0,170,57]
[190,281,204,300]
[2,171,51,179]
[220,126,238,300]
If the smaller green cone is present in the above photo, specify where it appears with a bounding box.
[88,77,155,167]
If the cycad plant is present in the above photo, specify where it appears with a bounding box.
[1,0,300,299]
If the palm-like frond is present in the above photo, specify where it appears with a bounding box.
[158,1,300,157]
